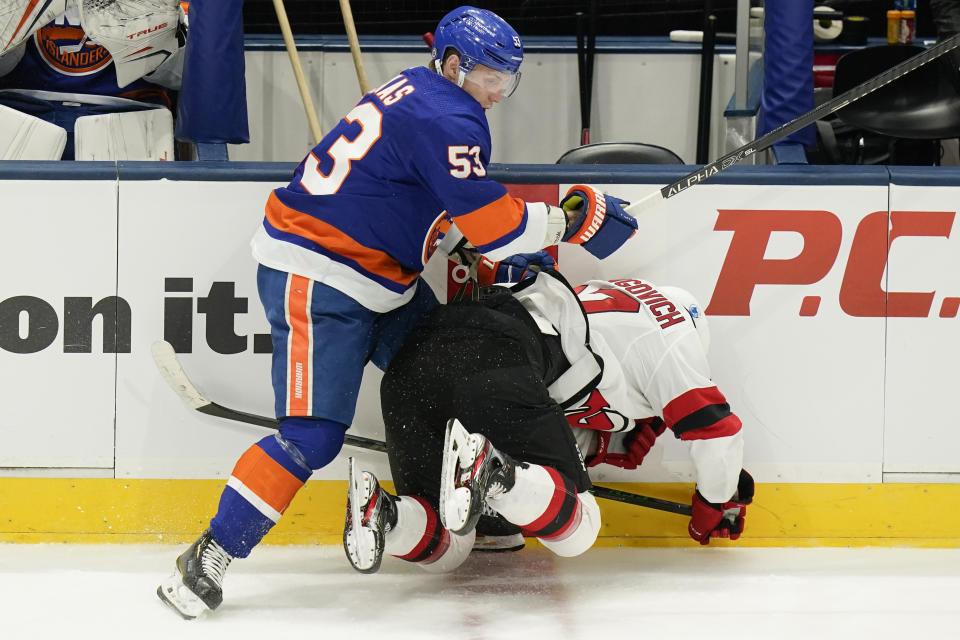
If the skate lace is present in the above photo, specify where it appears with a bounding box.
[484,460,512,499]
[201,539,232,587]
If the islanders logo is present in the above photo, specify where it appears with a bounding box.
[34,20,111,76]
[422,211,453,265]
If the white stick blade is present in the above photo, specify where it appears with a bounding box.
[150,340,210,409]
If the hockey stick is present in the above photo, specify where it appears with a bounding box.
[625,32,960,216]
[151,340,386,453]
[338,0,370,95]
[272,0,323,145]
[575,2,597,146]
[150,340,692,516]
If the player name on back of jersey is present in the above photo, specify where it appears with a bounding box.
[373,75,416,105]
[608,279,686,329]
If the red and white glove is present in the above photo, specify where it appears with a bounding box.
[688,469,755,545]
[476,250,556,286]
[586,418,667,469]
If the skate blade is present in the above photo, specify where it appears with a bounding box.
[439,419,462,529]
[440,419,480,533]
[344,527,381,573]
[344,458,380,573]
[442,486,474,534]
[473,532,526,553]
[157,571,209,620]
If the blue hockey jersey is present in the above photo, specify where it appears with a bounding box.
[250,65,553,313]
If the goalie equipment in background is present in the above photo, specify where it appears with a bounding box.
[0,103,67,160]
[74,107,174,160]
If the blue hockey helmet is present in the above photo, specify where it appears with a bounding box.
[432,6,523,96]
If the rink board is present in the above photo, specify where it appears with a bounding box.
[1,162,959,545]
[1,478,959,547]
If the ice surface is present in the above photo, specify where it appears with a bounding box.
[3,544,959,639]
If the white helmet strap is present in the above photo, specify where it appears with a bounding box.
[434,56,468,88]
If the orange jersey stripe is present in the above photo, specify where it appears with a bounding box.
[231,444,305,515]
[265,192,419,287]
[452,193,526,247]
[286,274,312,416]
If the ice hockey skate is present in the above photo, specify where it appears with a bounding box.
[344,457,398,574]
[440,418,518,535]
[157,529,233,619]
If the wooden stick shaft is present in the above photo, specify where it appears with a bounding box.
[339,0,370,95]
[272,0,323,145]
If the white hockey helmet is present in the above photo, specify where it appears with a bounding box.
[658,286,710,353]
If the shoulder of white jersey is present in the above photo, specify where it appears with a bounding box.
[656,285,710,353]
[582,278,709,352]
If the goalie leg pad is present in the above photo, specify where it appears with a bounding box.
[74,107,175,161]
[0,104,66,160]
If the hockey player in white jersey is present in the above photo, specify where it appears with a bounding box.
[344,268,754,574]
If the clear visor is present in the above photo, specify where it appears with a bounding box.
[461,65,522,99]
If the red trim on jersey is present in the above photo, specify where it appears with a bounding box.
[677,414,743,441]
[664,386,742,439]
[663,386,725,426]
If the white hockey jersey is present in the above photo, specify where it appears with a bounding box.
[513,272,744,504]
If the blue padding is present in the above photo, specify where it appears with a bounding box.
[758,0,815,147]
[176,0,249,144]
[772,143,809,165]
[0,160,117,180]
[194,143,229,162]
[0,161,896,186]
[724,58,765,118]
[486,163,888,186]
[115,161,295,182]
[242,33,880,55]
[889,167,960,186]
[241,34,739,55]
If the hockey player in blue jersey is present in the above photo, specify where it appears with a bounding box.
[158,5,639,619]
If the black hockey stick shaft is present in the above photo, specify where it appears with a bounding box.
[584,0,596,146]
[150,340,385,453]
[625,32,960,215]
[194,400,387,453]
[151,340,690,515]
[576,11,588,145]
[591,485,692,515]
